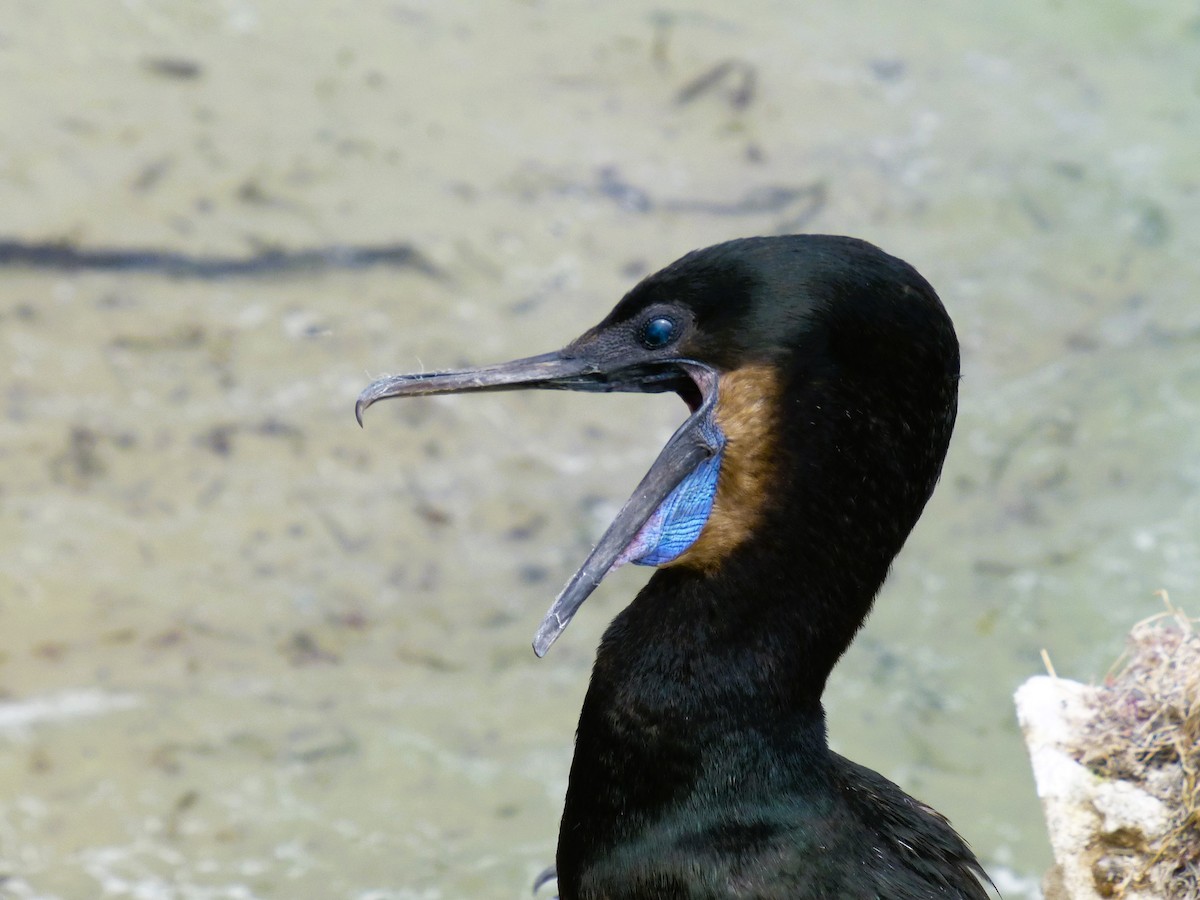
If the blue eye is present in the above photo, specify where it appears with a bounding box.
[641,316,677,349]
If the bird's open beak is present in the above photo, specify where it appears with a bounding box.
[357,349,722,656]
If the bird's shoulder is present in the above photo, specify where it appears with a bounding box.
[826,752,994,899]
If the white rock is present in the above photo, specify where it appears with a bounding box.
[1014,676,1165,900]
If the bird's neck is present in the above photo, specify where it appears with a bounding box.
[555,531,888,893]
[555,377,953,894]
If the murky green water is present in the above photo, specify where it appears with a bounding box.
[2,2,1198,897]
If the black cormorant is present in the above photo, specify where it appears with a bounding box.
[357,235,991,899]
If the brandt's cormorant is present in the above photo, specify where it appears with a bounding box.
[358,235,991,899]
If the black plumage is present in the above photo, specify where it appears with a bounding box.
[358,235,991,899]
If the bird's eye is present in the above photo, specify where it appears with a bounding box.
[640,316,677,349]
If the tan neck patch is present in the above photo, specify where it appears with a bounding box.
[667,364,779,572]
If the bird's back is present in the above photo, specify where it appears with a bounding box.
[822,753,993,899]
[561,746,990,900]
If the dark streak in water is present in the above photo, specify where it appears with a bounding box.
[0,239,442,280]
[674,59,757,109]
[593,167,827,225]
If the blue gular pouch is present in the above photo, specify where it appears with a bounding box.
[614,417,726,568]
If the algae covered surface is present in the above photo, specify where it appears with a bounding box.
[2,2,1199,897]
[1077,605,1200,897]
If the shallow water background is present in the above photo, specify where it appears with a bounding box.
[2,2,1198,897]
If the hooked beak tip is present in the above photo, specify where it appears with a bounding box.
[531,633,552,659]
[532,616,564,658]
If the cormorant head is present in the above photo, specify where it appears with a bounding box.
[357,235,959,656]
